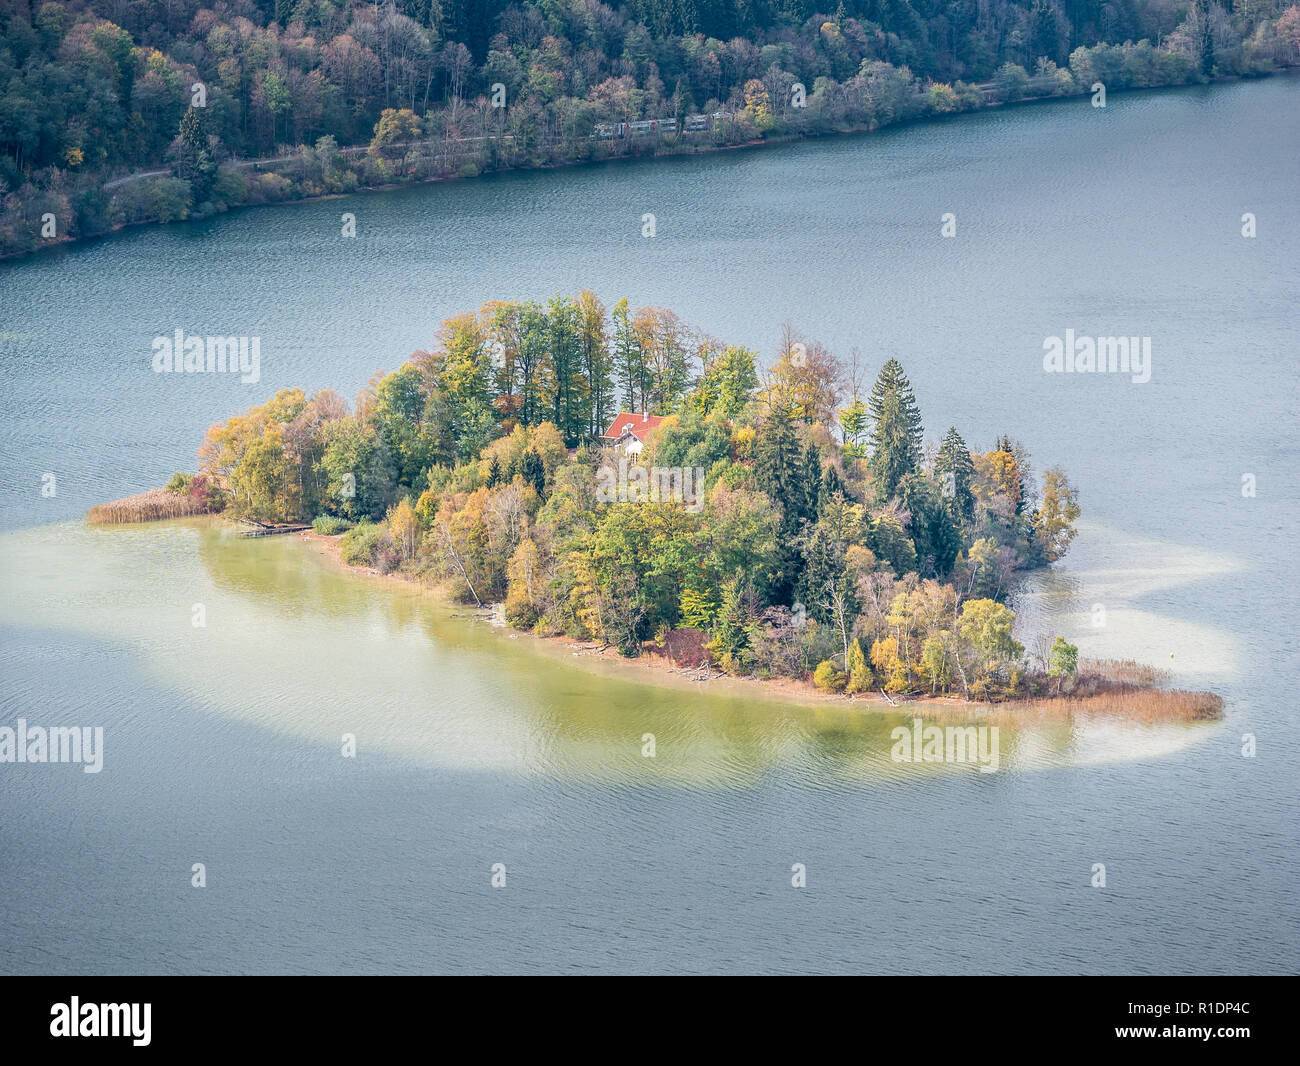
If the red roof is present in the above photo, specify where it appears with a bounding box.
[602,412,664,441]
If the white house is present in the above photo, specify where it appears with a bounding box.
[600,412,664,456]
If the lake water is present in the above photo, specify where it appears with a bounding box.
[1,76,1297,974]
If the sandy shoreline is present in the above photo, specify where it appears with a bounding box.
[286,526,1221,723]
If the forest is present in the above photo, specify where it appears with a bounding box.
[151,292,1097,703]
[3,0,1298,255]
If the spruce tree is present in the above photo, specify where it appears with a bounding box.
[520,449,545,496]
[754,405,804,601]
[800,443,823,522]
[867,359,923,501]
[934,426,975,526]
[755,405,802,524]
[820,463,844,504]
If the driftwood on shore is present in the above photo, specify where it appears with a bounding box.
[236,519,311,537]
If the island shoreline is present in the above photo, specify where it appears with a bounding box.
[273,520,1222,724]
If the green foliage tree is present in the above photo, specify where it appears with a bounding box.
[1047,637,1079,678]
[867,359,924,501]
[320,419,397,521]
[934,426,976,526]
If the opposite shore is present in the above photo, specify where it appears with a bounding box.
[6,66,1294,263]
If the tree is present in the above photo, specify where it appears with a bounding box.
[800,443,824,521]
[957,598,1024,684]
[933,427,976,526]
[370,107,422,158]
[631,306,692,412]
[387,497,421,563]
[839,397,868,457]
[372,364,447,489]
[845,637,873,694]
[230,423,297,521]
[520,448,546,496]
[1032,467,1081,562]
[611,297,647,413]
[867,359,923,501]
[702,485,783,603]
[920,634,951,693]
[898,473,962,577]
[505,535,544,628]
[575,290,614,440]
[167,106,217,204]
[545,294,587,443]
[586,505,698,648]
[763,329,844,425]
[679,585,718,630]
[706,576,754,674]
[754,404,803,529]
[870,636,909,694]
[696,344,758,418]
[813,660,847,693]
[869,510,918,576]
[320,418,398,520]
[1047,636,1079,687]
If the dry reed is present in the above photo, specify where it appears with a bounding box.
[86,488,211,525]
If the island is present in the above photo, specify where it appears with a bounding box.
[88,293,1222,720]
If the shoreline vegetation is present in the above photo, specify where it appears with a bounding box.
[88,294,1222,721]
[298,524,1222,721]
[4,1,1299,259]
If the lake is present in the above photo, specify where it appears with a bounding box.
[0,75,1297,974]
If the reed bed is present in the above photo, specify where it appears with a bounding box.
[906,684,1223,723]
[1004,686,1223,722]
[85,488,211,525]
[1079,658,1173,687]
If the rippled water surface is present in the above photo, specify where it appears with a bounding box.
[0,75,1297,973]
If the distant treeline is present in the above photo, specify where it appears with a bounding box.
[3,0,1298,255]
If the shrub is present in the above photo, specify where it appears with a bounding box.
[187,474,226,512]
[372,531,401,573]
[813,660,847,693]
[164,472,193,494]
[504,584,539,629]
[662,627,711,668]
[312,514,353,535]
[340,522,384,566]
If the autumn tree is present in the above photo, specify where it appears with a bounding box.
[1032,468,1081,562]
